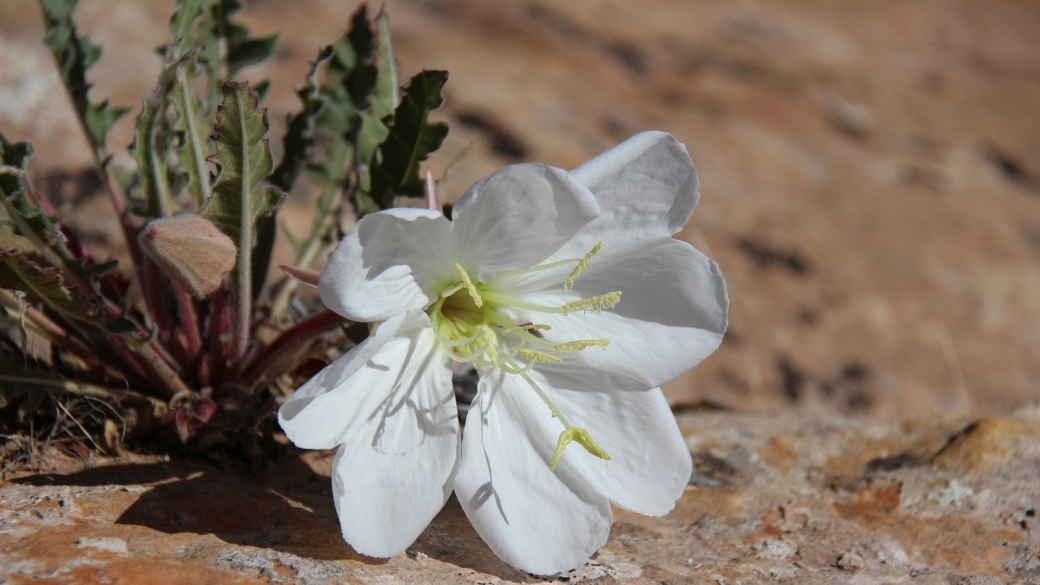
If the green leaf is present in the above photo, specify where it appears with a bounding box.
[199,0,277,105]
[171,60,212,210]
[202,82,284,358]
[203,82,282,249]
[0,251,97,319]
[0,133,33,198]
[371,11,400,121]
[0,132,128,314]
[329,6,376,96]
[0,133,33,169]
[303,6,378,217]
[270,46,333,193]
[128,59,183,219]
[39,0,129,151]
[257,46,335,298]
[0,230,38,256]
[168,0,206,59]
[368,71,449,208]
[85,102,131,149]
[356,10,400,169]
[128,101,174,218]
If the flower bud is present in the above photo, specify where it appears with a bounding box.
[139,214,236,298]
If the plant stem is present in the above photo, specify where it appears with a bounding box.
[269,211,334,317]
[242,308,346,387]
[177,287,203,360]
[233,104,252,365]
[269,175,352,319]
[0,289,109,375]
[178,76,212,207]
[0,375,162,407]
[130,338,193,398]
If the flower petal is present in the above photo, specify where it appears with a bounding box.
[320,208,454,322]
[454,368,612,576]
[280,311,459,558]
[332,341,458,557]
[450,164,600,281]
[534,382,691,516]
[513,238,728,390]
[559,131,699,263]
[278,311,415,449]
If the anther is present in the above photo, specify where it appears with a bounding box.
[561,291,621,315]
[480,326,500,366]
[513,348,563,363]
[563,242,603,292]
[520,323,552,332]
[454,263,483,307]
[554,339,610,352]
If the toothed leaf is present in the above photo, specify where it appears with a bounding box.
[198,0,277,105]
[171,60,212,210]
[0,251,97,319]
[168,0,207,59]
[270,46,333,193]
[356,10,400,172]
[368,70,449,208]
[129,58,183,218]
[203,82,282,248]
[39,0,129,150]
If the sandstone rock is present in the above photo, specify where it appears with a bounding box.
[932,418,1040,474]
[0,411,1035,584]
[836,549,865,571]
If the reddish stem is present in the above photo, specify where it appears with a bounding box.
[242,309,347,387]
[207,287,232,383]
[177,287,203,363]
[142,260,173,339]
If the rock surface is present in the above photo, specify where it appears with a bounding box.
[1,406,1039,584]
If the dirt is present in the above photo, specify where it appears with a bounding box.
[0,406,1037,584]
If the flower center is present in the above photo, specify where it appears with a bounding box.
[427,245,621,471]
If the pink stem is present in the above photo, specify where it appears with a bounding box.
[242,309,347,387]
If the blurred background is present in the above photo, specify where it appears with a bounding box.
[1,0,1038,420]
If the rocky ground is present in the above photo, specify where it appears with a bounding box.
[0,0,1039,583]
[0,405,1037,584]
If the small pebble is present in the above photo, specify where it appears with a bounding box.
[836,550,864,571]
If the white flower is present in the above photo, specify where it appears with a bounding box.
[278,131,728,575]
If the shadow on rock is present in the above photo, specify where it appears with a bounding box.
[411,495,531,583]
[12,455,527,579]
[13,456,382,565]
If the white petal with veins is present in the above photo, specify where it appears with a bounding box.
[455,368,612,575]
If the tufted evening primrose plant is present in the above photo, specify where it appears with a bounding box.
[278,131,729,575]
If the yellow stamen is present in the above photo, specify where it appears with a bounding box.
[454,263,482,308]
[562,291,622,315]
[563,242,603,292]
[520,323,552,332]
[513,348,563,363]
[550,427,611,471]
[480,326,499,366]
[554,339,610,352]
